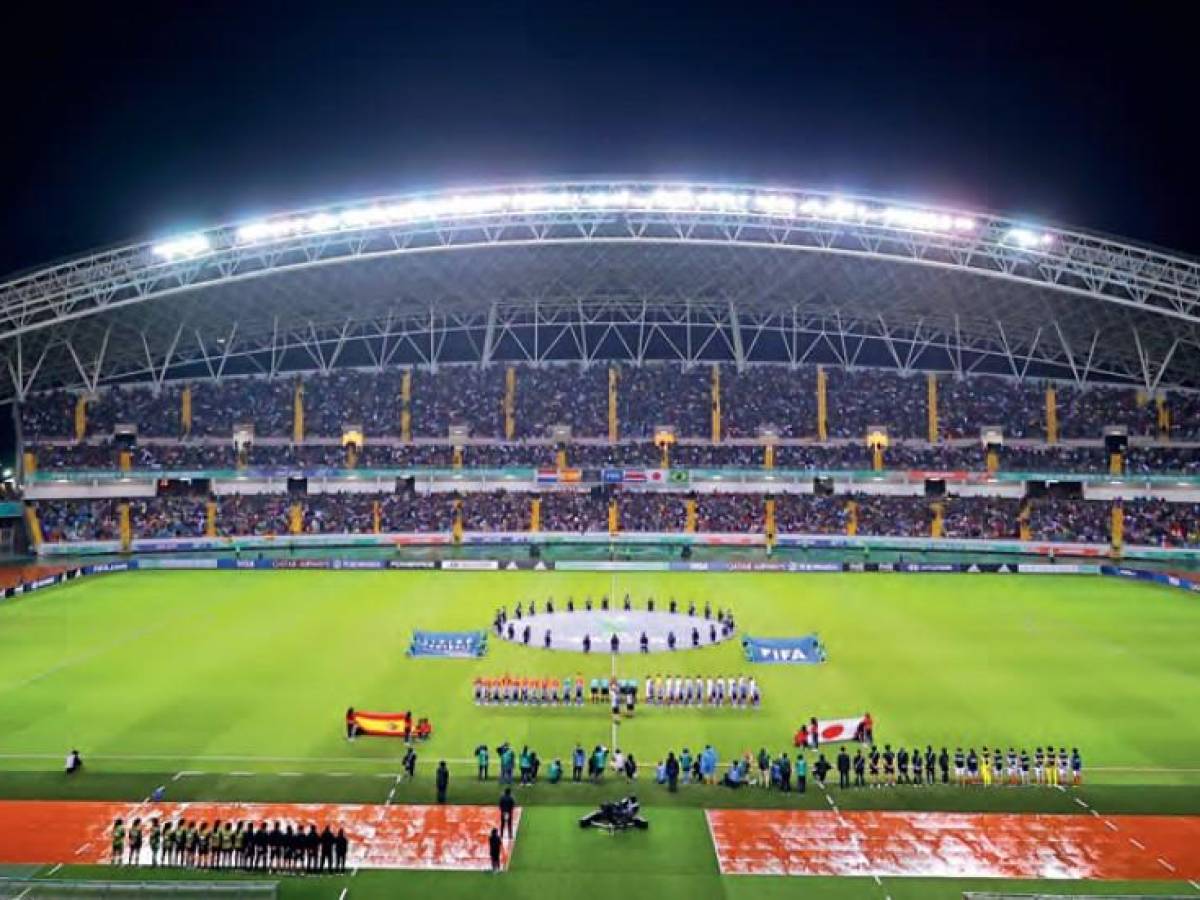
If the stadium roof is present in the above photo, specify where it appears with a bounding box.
[2,179,1200,401]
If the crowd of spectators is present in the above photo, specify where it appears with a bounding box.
[1026,498,1110,544]
[36,500,120,541]
[722,368,818,438]
[941,497,1023,539]
[617,492,688,531]
[773,494,846,533]
[696,494,762,532]
[131,497,208,538]
[826,370,928,439]
[1120,498,1200,547]
[31,490,1200,546]
[938,376,1043,439]
[854,495,932,537]
[216,495,292,536]
[513,365,609,438]
[25,435,1200,478]
[19,366,1200,448]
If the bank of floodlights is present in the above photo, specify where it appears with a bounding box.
[150,184,1055,261]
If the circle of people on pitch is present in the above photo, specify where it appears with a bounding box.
[494,595,736,653]
[108,818,349,873]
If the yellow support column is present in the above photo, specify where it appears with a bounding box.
[205,500,217,537]
[556,447,568,470]
[710,364,722,443]
[400,371,412,442]
[846,499,858,537]
[685,497,697,532]
[74,396,87,442]
[931,501,944,538]
[1111,503,1124,555]
[24,503,44,550]
[346,443,358,469]
[872,444,884,472]
[986,448,999,473]
[816,366,828,441]
[608,366,619,443]
[293,380,305,444]
[373,500,381,534]
[181,385,192,436]
[1157,395,1171,440]
[1045,387,1058,444]
[119,449,132,472]
[453,497,464,544]
[453,446,464,469]
[660,442,670,469]
[504,366,516,440]
[289,502,303,535]
[530,497,541,533]
[608,499,619,535]
[765,497,776,549]
[1019,501,1032,541]
[764,444,775,470]
[927,373,939,443]
[1109,449,1123,476]
[22,450,36,476]
[118,502,131,552]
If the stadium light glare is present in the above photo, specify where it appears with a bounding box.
[162,185,1002,253]
[151,234,210,260]
[1005,227,1053,248]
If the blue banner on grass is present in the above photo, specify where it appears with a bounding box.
[742,634,826,664]
[408,630,488,658]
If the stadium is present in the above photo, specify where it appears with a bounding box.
[2,180,1200,900]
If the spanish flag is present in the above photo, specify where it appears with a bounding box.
[351,710,410,738]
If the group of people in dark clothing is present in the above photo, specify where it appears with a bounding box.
[110,817,350,873]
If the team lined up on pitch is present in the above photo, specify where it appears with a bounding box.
[108,818,350,873]
[724,743,1085,791]
[473,673,761,709]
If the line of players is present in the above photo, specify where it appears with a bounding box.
[645,673,761,707]
[846,744,1084,787]
[473,673,760,709]
[109,817,350,872]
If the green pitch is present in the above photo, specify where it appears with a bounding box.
[2,569,1200,900]
[1,570,1198,779]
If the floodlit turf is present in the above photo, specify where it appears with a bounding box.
[1,570,1197,780]
[2,569,1200,898]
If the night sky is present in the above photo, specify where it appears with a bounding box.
[0,1,1193,277]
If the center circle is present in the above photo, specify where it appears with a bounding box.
[497,609,737,654]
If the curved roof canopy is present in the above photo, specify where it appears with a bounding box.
[2,180,1199,401]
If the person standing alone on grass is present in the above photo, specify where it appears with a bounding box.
[436,760,450,803]
[489,828,503,873]
[477,744,490,780]
[666,752,680,792]
[795,753,806,793]
[572,743,585,782]
[499,787,516,838]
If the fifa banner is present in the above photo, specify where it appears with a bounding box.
[743,634,827,664]
[350,710,411,738]
[408,630,488,658]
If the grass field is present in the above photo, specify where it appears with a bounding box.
[1,569,1199,898]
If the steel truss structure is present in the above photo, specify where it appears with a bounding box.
[3,180,1200,401]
